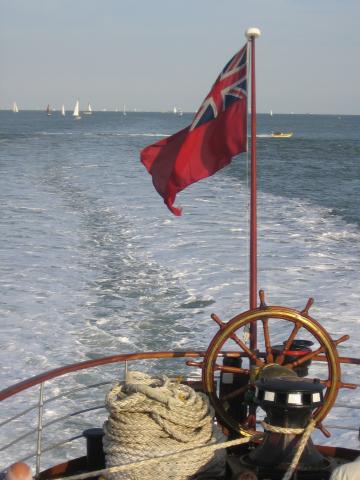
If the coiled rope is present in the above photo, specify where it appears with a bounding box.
[50,422,313,480]
[50,372,314,480]
[102,371,227,479]
[51,435,262,480]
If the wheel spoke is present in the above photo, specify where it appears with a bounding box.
[215,364,250,375]
[211,313,263,367]
[276,322,302,365]
[246,407,257,430]
[262,318,274,363]
[339,382,357,390]
[285,345,324,369]
[320,379,357,390]
[301,297,314,315]
[284,335,349,369]
[186,360,203,369]
[221,384,249,402]
[229,332,264,366]
[317,422,331,438]
[314,355,360,365]
[185,360,250,376]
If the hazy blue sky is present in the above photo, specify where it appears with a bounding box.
[1,0,359,114]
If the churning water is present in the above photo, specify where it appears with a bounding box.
[1,111,359,469]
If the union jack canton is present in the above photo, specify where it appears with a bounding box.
[190,44,248,131]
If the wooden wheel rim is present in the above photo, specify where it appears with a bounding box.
[202,305,341,436]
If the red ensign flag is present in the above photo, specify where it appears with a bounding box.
[141,44,248,215]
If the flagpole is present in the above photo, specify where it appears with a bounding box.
[246,27,261,352]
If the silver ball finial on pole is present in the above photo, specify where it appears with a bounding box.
[245,27,261,39]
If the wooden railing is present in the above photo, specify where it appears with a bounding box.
[1,350,359,476]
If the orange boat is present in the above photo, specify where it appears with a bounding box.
[271,132,294,138]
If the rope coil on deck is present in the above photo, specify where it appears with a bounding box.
[103,371,226,479]
[51,435,262,480]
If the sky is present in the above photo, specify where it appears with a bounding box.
[0,0,359,114]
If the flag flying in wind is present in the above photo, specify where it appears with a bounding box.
[141,43,248,215]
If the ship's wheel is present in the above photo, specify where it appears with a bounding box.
[188,290,356,438]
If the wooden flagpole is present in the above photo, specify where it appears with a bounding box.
[246,27,261,351]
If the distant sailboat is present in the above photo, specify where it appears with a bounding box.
[173,106,177,114]
[46,104,52,116]
[270,109,273,117]
[73,100,81,120]
[83,103,92,115]
[61,104,66,116]
[12,102,19,113]
[123,104,127,116]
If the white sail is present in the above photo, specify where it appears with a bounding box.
[61,104,66,116]
[12,102,19,113]
[173,106,177,114]
[73,100,81,118]
[270,110,273,117]
[83,103,92,114]
[123,104,127,116]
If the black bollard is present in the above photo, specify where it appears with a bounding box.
[83,428,105,470]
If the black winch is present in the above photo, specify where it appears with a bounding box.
[235,366,334,479]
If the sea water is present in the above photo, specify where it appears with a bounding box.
[0,111,359,469]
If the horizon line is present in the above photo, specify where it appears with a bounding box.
[1,109,359,116]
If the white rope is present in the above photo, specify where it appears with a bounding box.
[102,371,227,480]
[51,434,262,480]
[261,420,307,435]
[281,420,316,480]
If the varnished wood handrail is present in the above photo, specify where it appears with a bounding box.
[1,350,359,402]
[0,351,206,401]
